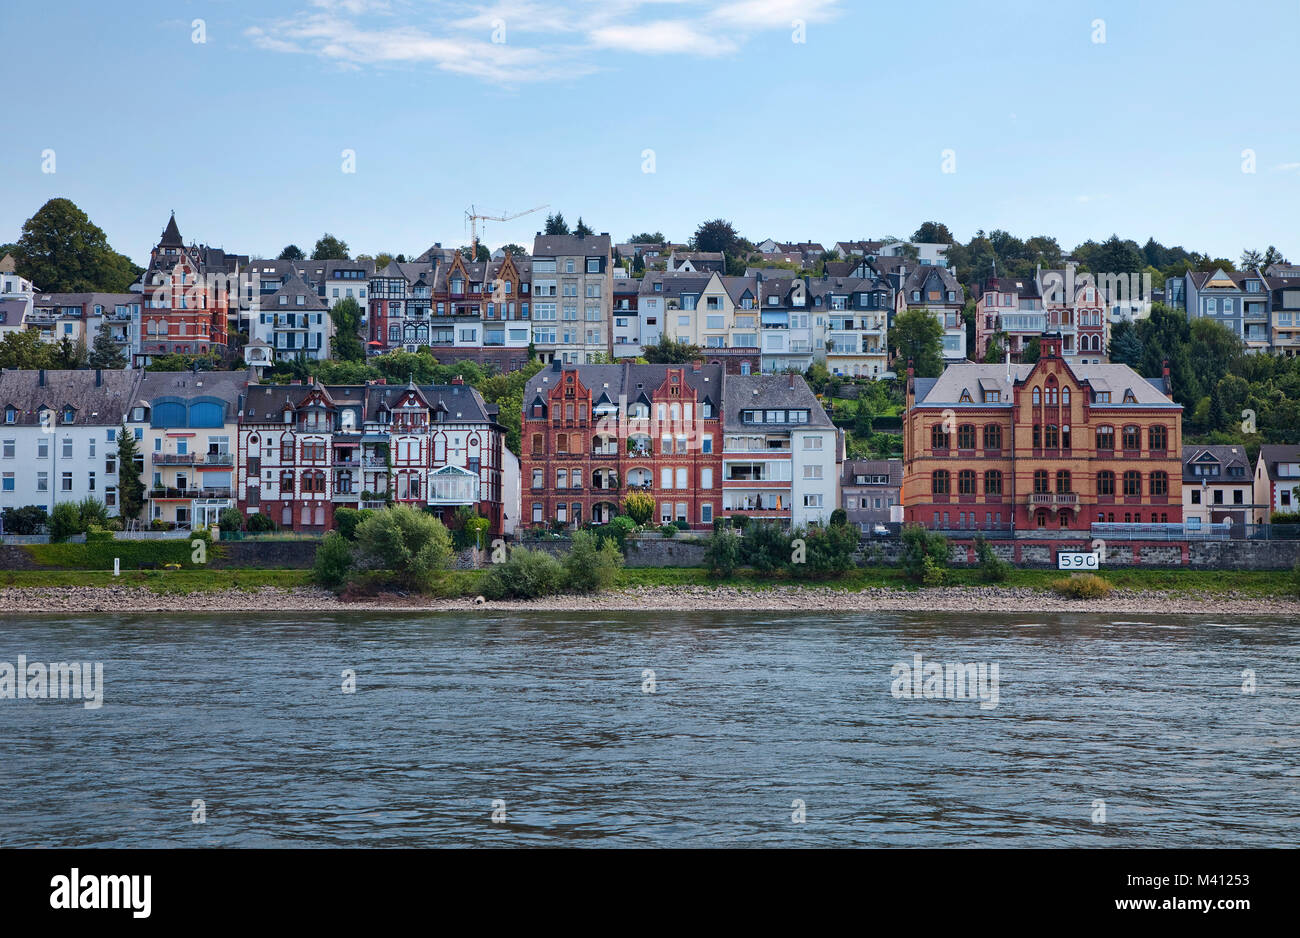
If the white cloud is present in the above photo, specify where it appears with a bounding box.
[1272,162,1300,172]
[249,0,839,83]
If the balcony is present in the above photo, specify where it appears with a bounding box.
[1028,492,1078,506]
[152,453,196,466]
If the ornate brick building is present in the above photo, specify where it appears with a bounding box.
[904,333,1183,531]
[522,361,724,529]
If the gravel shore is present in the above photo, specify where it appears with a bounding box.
[1,584,1297,615]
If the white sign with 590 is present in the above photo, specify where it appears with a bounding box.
[1058,551,1100,570]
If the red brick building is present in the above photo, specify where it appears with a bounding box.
[521,361,724,529]
[904,333,1183,531]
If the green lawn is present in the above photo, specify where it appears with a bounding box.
[0,565,1294,598]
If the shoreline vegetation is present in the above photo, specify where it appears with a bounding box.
[3,567,1298,615]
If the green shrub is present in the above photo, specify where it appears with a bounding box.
[482,547,565,599]
[921,555,947,586]
[704,528,741,577]
[246,513,275,533]
[623,490,656,526]
[77,497,109,530]
[974,534,1011,583]
[334,507,372,541]
[351,505,453,593]
[48,502,84,542]
[605,515,637,553]
[563,530,623,593]
[1271,511,1300,525]
[742,522,792,573]
[1051,573,1114,599]
[673,519,689,531]
[901,525,949,583]
[659,523,678,538]
[313,531,353,591]
[1291,560,1300,599]
[218,507,245,532]
[23,531,213,570]
[730,513,749,530]
[792,523,859,578]
[1,505,48,535]
[829,507,848,527]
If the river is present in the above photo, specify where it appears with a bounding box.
[1,611,1295,847]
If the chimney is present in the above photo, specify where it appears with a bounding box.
[38,369,45,387]
[1005,344,1011,381]
[451,374,465,385]
[788,372,795,389]
[95,369,102,387]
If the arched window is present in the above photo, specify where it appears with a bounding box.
[1033,469,1049,494]
[932,470,950,495]
[1044,424,1059,448]
[1150,471,1168,496]
[1096,425,1114,451]
[281,438,294,461]
[983,424,1002,450]
[958,469,977,495]
[984,470,1003,495]
[1032,387,1041,406]
[1149,425,1168,451]
[1123,470,1142,496]
[1061,387,1070,406]
[1046,382,1058,405]
[1056,470,1071,494]
[1122,425,1141,450]
[1097,471,1115,496]
[957,424,976,449]
[931,424,950,450]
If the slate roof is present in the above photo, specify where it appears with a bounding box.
[0,368,143,426]
[524,361,724,412]
[721,373,834,430]
[138,370,249,422]
[842,459,903,487]
[913,361,1179,409]
[1256,444,1300,480]
[1181,444,1250,483]
[532,232,612,257]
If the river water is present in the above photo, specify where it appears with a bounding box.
[0,611,1295,847]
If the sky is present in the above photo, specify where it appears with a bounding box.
[4,0,1299,267]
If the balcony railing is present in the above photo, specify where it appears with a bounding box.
[1029,492,1078,505]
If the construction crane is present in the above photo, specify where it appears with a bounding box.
[464,203,548,260]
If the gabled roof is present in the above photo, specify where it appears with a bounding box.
[0,369,144,426]
[914,360,1179,409]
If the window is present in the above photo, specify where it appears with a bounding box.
[1122,426,1141,450]
[1149,425,1168,451]
[958,469,976,495]
[957,425,976,449]
[982,425,1002,450]
[1044,425,1059,449]
[1032,387,1041,406]
[1056,470,1071,494]
[1096,425,1114,451]
[1098,471,1115,496]
[1033,469,1049,494]
[660,467,673,489]
[931,425,950,450]
[1150,471,1168,496]
[804,465,823,480]
[984,470,1002,495]
[1123,470,1142,497]
[803,436,823,450]
[931,470,950,495]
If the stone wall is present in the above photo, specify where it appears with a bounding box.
[624,535,708,568]
[209,540,320,569]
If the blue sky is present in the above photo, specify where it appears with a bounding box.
[5,0,1299,266]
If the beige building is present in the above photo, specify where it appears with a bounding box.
[1182,444,1256,531]
[531,232,613,365]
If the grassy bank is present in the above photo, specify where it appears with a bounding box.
[2,565,1294,598]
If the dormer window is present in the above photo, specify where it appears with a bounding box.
[279,296,287,305]
[4,407,14,424]
[63,407,74,424]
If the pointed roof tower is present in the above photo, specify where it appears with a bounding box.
[160,213,183,248]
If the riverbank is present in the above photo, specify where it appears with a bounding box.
[3,582,1298,615]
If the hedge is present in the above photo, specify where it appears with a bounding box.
[21,533,216,570]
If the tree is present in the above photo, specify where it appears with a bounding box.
[14,198,139,292]
[563,530,623,592]
[278,244,305,260]
[500,243,528,257]
[691,218,743,256]
[544,213,569,235]
[912,222,955,244]
[642,334,701,364]
[1240,248,1264,270]
[574,217,594,237]
[351,505,453,592]
[1020,337,1041,364]
[116,422,146,523]
[51,336,87,369]
[312,234,350,260]
[628,231,665,244]
[622,491,655,526]
[312,531,354,591]
[49,502,84,542]
[373,252,394,270]
[983,333,1006,364]
[88,324,126,369]
[891,308,944,377]
[329,296,365,363]
[1262,246,1288,270]
[459,244,490,262]
[1109,320,1143,367]
[0,330,52,369]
